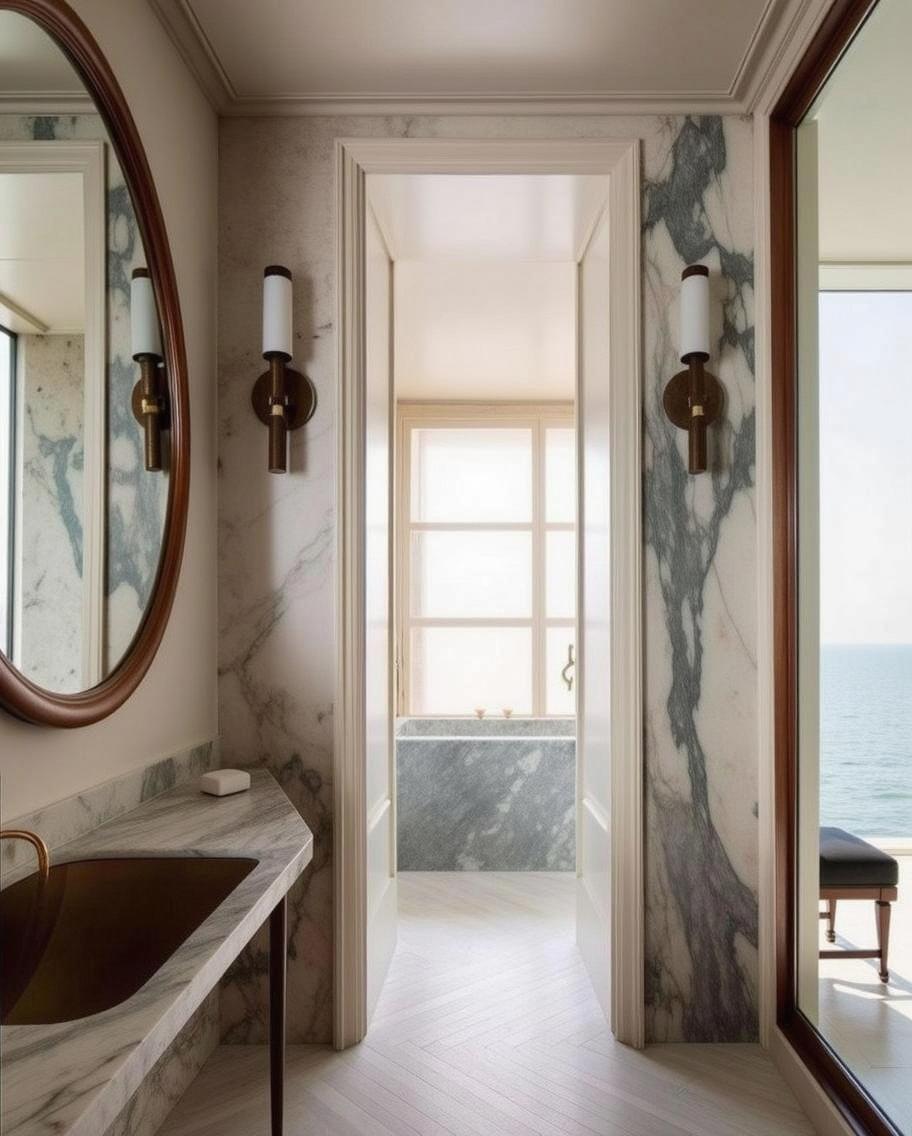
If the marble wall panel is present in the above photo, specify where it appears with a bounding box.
[218,113,756,1043]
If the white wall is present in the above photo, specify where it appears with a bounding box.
[0,0,218,820]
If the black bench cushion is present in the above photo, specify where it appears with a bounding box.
[820,827,898,889]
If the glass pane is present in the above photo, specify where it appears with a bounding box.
[546,626,576,717]
[546,530,575,620]
[545,427,575,522]
[410,626,532,716]
[410,427,532,522]
[411,530,531,618]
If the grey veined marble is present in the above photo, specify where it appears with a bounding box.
[0,738,218,881]
[216,111,758,1045]
[643,116,758,1041]
[397,725,575,871]
[397,716,575,738]
[0,769,313,1136]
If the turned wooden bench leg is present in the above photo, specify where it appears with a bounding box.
[876,899,891,983]
[825,898,837,942]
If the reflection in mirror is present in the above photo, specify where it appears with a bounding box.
[0,11,167,695]
[796,0,912,1129]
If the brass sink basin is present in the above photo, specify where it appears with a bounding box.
[0,856,256,1025]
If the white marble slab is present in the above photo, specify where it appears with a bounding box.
[0,769,313,1136]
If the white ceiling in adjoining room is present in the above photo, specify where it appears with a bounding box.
[0,172,85,333]
[149,0,793,113]
[368,174,610,263]
[814,0,912,271]
[394,260,576,401]
[372,173,598,402]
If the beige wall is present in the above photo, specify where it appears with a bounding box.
[0,0,218,820]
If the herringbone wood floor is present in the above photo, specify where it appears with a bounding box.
[160,873,816,1136]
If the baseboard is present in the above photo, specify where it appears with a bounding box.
[768,1027,855,1136]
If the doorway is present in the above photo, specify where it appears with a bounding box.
[334,139,643,1052]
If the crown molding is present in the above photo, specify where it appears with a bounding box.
[148,0,236,111]
[0,92,96,113]
[745,0,836,114]
[149,0,812,118]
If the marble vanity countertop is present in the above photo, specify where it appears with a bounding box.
[0,769,313,1136]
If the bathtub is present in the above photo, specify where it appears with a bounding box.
[396,717,575,871]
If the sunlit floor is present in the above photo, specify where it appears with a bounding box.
[818,852,912,1130]
[161,873,814,1136]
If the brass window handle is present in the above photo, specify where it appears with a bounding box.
[561,644,575,692]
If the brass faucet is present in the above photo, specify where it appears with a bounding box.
[0,830,50,881]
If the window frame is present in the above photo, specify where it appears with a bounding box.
[396,400,575,718]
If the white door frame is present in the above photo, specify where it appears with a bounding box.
[334,137,643,1050]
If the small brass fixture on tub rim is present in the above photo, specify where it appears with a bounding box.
[0,829,50,881]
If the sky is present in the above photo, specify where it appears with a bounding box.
[819,291,912,644]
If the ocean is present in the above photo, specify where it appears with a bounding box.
[821,644,912,836]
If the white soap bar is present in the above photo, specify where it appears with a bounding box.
[200,769,251,797]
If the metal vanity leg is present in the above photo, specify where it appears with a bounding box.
[269,895,287,1136]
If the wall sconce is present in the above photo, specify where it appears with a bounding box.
[130,268,168,472]
[662,265,723,475]
[251,265,316,474]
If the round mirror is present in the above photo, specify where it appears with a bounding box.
[0,0,189,726]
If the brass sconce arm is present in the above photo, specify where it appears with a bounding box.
[663,353,723,475]
[131,355,168,472]
[252,353,316,474]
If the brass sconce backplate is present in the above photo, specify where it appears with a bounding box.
[662,368,724,430]
[251,367,317,430]
[131,379,171,431]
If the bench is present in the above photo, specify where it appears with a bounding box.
[819,826,898,983]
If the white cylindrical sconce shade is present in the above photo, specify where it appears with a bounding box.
[679,264,710,361]
[131,269,162,359]
[263,265,293,358]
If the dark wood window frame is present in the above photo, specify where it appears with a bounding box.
[771,1,903,1133]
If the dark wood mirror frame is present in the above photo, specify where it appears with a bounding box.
[771,1,902,1133]
[0,0,190,727]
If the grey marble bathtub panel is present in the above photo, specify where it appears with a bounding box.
[397,736,575,871]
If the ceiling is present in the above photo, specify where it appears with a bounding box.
[813,0,912,284]
[0,12,89,106]
[368,174,609,262]
[371,174,600,400]
[0,172,85,334]
[150,0,799,115]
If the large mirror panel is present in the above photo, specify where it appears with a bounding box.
[794,0,912,1129]
[0,8,170,702]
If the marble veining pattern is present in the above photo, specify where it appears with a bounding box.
[218,113,757,1043]
[0,770,313,1136]
[397,724,575,871]
[15,333,85,691]
[0,738,218,880]
[101,991,219,1136]
[642,117,757,1041]
[397,716,575,737]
